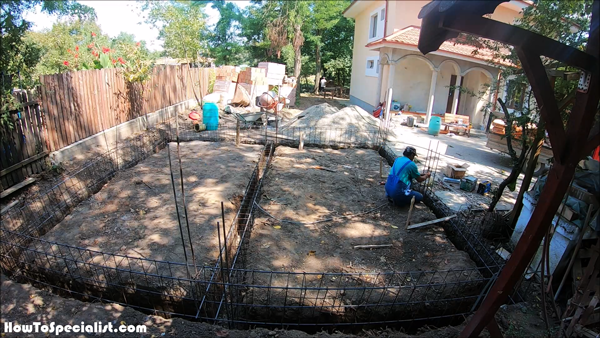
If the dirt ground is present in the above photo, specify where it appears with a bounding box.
[248,146,478,275]
[27,141,263,276]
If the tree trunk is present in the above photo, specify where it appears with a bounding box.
[489,144,530,212]
[314,42,321,94]
[293,45,302,79]
[292,23,303,80]
[488,98,527,212]
[507,87,575,230]
[508,127,545,229]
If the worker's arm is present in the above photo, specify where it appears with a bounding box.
[415,172,431,183]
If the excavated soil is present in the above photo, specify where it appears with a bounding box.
[26,141,263,278]
[248,146,477,274]
[240,147,483,323]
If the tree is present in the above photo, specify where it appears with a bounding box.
[1,0,96,87]
[463,0,594,234]
[144,1,209,60]
[207,1,247,65]
[307,0,350,93]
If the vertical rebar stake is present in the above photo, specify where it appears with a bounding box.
[167,143,192,279]
[216,221,231,328]
[175,109,198,275]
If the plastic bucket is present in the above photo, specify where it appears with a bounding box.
[202,102,219,131]
[428,116,441,136]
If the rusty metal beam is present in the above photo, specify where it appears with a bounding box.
[440,14,597,71]
[515,48,565,163]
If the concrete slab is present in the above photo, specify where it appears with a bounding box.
[434,191,469,212]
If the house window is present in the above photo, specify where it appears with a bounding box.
[370,13,378,39]
[366,56,379,77]
[368,5,385,42]
[506,80,526,110]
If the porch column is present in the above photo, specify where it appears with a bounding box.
[375,62,384,104]
[451,75,462,114]
[387,62,396,93]
[425,69,439,124]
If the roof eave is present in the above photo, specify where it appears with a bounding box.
[366,41,512,67]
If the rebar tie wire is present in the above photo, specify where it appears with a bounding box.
[253,200,389,226]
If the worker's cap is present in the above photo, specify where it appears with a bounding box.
[403,146,418,157]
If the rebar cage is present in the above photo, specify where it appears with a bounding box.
[0,115,511,332]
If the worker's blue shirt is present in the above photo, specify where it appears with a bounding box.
[390,157,420,187]
[385,157,420,199]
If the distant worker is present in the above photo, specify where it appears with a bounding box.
[385,146,430,206]
[319,76,327,92]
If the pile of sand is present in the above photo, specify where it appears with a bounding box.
[285,103,380,130]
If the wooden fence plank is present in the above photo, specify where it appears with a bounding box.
[75,71,89,140]
[38,75,53,151]
[67,72,81,143]
[48,75,63,150]
[57,73,72,145]
[48,75,62,150]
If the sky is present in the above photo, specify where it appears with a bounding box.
[23,1,251,52]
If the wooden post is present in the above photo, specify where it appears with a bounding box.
[236,120,240,146]
[299,132,304,150]
[405,196,416,229]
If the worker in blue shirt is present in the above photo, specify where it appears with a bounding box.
[385,146,430,206]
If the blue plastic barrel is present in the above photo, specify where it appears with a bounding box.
[428,116,441,136]
[202,103,219,131]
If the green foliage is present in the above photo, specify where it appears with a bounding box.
[324,56,351,86]
[144,1,209,60]
[206,1,248,66]
[1,0,95,89]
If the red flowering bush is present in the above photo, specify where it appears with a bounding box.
[63,32,127,71]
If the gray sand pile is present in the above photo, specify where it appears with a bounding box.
[287,103,380,130]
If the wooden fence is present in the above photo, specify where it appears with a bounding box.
[1,90,48,195]
[1,65,210,193]
[39,65,210,152]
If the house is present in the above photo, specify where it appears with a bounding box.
[343,0,530,128]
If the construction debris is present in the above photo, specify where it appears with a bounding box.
[406,215,457,230]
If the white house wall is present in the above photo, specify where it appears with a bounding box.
[458,71,492,128]
[392,59,432,113]
[383,49,497,127]
[348,1,385,112]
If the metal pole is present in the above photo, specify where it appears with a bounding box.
[216,221,231,328]
[167,143,192,279]
[175,107,198,275]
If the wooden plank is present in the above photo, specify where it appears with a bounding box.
[407,215,457,230]
[97,69,108,130]
[48,75,63,150]
[0,200,18,215]
[56,73,71,146]
[353,244,393,250]
[38,75,53,151]
[76,71,90,139]
[0,177,36,199]
[0,151,48,177]
[91,70,102,133]
[79,70,90,137]
[70,71,84,142]
[516,48,565,162]
[68,72,81,143]
[441,15,596,72]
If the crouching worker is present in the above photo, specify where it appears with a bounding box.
[385,146,431,206]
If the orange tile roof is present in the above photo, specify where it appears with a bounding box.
[366,26,513,67]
